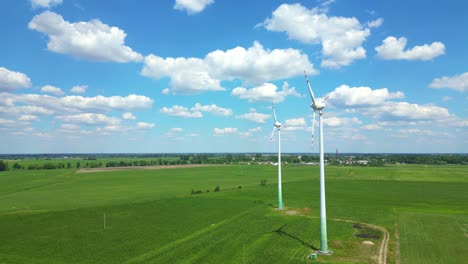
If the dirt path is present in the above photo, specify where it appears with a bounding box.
[330,218,389,264]
[75,164,224,173]
[283,210,389,264]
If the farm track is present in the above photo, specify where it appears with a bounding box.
[295,214,389,264]
[331,218,389,264]
[75,164,225,173]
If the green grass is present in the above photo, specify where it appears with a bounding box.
[0,164,467,263]
[397,211,468,264]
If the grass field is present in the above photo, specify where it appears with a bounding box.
[0,164,467,263]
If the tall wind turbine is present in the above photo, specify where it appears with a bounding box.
[305,71,332,255]
[269,104,284,210]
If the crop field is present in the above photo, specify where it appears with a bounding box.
[0,164,467,263]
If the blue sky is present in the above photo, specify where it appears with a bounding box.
[0,0,466,153]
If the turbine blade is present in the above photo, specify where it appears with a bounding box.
[269,126,276,142]
[304,71,317,105]
[272,104,278,123]
[311,111,316,149]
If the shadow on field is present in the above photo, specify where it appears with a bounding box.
[273,224,318,250]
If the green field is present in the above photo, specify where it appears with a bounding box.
[0,165,467,263]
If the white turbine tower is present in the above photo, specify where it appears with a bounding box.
[305,71,332,255]
[269,104,284,210]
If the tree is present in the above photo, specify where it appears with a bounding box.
[76,162,81,168]
[13,163,22,170]
[0,160,8,171]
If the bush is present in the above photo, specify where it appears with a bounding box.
[191,189,202,195]
[238,186,242,189]
[260,179,267,186]
[214,186,220,192]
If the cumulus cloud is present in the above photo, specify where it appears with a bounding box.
[31,0,62,8]
[137,122,155,129]
[141,41,315,94]
[213,127,238,135]
[160,105,202,118]
[367,102,450,121]
[174,0,214,14]
[29,11,142,62]
[262,3,371,68]
[429,72,468,92]
[70,85,88,94]
[375,36,445,61]
[160,103,231,118]
[18,115,40,122]
[327,85,404,107]
[285,117,306,126]
[122,112,136,120]
[232,82,300,103]
[191,103,233,116]
[41,85,64,95]
[170,128,183,133]
[56,113,120,125]
[0,93,152,118]
[323,116,361,127]
[0,67,32,91]
[236,109,270,124]
[367,18,383,28]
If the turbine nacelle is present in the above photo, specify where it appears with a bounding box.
[274,121,282,128]
[311,99,326,110]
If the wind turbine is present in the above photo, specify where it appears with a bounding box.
[305,71,332,255]
[269,104,284,210]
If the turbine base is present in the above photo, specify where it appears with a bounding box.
[316,250,333,255]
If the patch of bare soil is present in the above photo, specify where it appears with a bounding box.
[363,240,375,246]
[285,210,299,216]
[75,164,223,173]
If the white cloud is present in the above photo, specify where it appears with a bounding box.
[327,84,404,107]
[323,116,361,127]
[29,11,142,63]
[232,82,300,103]
[0,118,16,127]
[213,127,238,135]
[56,113,120,125]
[141,41,315,94]
[122,112,136,120]
[41,85,64,95]
[362,124,381,130]
[191,103,233,116]
[0,105,54,116]
[170,128,183,133]
[284,117,306,126]
[160,103,232,118]
[31,0,62,8]
[442,96,452,102]
[367,18,383,28]
[137,122,155,129]
[375,36,445,61]
[142,55,223,94]
[0,93,153,118]
[429,72,468,92]
[236,110,270,124]
[160,105,202,118]
[249,126,262,133]
[18,115,40,122]
[0,67,32,91]
[174,0,214,14]
[262,3,371,68]
[368,102,450,121]
[162,88,170,95]
[70,85,88,94]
